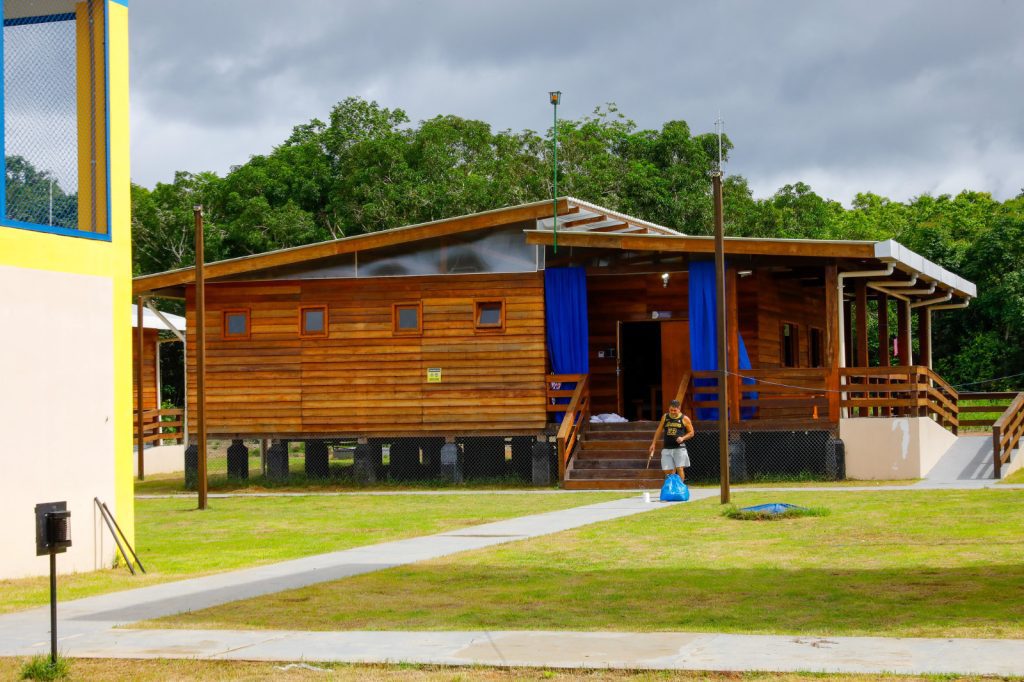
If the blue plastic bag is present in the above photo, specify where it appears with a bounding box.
[660,473,690,502]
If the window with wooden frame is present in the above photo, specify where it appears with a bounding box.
[299,305,328,338]
[392,302,422,335]
[474,299,505,333]
[809,327,824,368]
[223,309,250,340]
[780,322,799,367]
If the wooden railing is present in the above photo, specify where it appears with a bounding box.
[992,392,1024,478]
[550,374,590,482]
[958,392,1021,430]
[689,368,829,424]
[133,408,184,446]
[839,366,959,433]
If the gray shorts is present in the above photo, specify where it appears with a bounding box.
[661,447,690,470]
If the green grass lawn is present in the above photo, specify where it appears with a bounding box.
[0,492,626,615]
[152,489,1024,639]
[1003,467,1024,484]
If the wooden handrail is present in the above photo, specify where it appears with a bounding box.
[673,370,692,417]
[556,375,590,483]
[992,392,1024,478]
[132,408,185,445]
[840,365,959,432]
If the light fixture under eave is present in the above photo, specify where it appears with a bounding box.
[738,269,753,278]
[661,272,670,287]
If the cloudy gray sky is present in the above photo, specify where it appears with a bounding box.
[128,1,1024,205]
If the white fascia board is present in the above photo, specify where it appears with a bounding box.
[873,240,976,299]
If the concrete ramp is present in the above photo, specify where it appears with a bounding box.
[920,436,998,487]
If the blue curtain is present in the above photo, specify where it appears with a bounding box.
[545,267,589,419]
[688,261,756,420]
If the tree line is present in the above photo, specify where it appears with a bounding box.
[128,97,1024,390]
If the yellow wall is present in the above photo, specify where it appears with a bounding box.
[0,0,133,560]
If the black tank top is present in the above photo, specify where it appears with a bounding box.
[663,413,686,449]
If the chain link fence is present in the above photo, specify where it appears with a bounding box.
[3,1,91,230]
[183,435,551,489]
[687,427,845,484]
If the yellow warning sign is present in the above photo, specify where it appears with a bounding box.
[427,367,442,383]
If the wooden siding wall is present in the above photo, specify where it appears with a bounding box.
[750,272,827,369]
[132,327,159,411]
[185,273,547,437]
[586,272,691,415]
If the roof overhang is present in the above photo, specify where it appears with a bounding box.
[873,240,976,300]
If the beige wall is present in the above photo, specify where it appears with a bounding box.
[840,416,957,480]
[0,267,118,578]
[133,445,184,476]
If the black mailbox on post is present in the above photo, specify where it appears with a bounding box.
[35,501,71,556]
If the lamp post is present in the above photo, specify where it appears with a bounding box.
[549,90,561,253]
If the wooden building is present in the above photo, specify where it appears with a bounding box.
[133,198,978,488]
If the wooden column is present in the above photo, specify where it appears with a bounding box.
[877,293,890,367]
[854,282,868,417]
[727,266,741,425]
[824,265,840,423]
[843,300,853,367]
[877,292,890,416]
[918,307,932,369]
[135,297,145,480]
[854,280,869,368]
[897,299,911,366]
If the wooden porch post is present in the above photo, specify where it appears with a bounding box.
[897,299,911,366]
[877,292,890,416]
[727,266,741,425]
[918,307,932,370]
[135,297,146,480]
[854,280,869,416]
[843,300,853,368]
[824,265,840,423]
[877,293,890,367]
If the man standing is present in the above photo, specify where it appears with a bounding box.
[648,399,694,480]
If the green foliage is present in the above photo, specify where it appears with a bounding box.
[129,97,1024,390]
[6,156,77,229]
[19,655,69,681]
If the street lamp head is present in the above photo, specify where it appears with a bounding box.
[549,91,562,106]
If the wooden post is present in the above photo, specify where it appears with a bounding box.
[897,300,911,367]
[135,297,145,480]
[727,266,741,425]
[877,292,890,416]
[824,265,840,423]
[194,206,208,510]
[842,300,853,368]
[854,280,869,416]
[918,307,932,370]
[877,293,890,367]
[712,170,729,504]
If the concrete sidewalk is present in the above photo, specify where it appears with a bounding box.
[66,628,1024,677]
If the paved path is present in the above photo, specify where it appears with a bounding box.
[5,485,1024,676]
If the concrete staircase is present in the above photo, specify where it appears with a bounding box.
[563,421,666,490]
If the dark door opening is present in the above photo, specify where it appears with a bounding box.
[618,321,662,421]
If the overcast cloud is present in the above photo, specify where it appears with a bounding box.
[128,1,1024,205]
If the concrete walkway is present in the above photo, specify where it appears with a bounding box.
[4,485,1024,676]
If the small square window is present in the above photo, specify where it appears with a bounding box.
[300,305,327,338]
[474,299,505,332]
[393,302,422,335]
[223,309,250,340]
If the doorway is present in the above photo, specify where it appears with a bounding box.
[617,320,691,421]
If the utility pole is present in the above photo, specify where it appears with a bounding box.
[194,206,208,510]
[713,114,730,504]
[549,90,561,253]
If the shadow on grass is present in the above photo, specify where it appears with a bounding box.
[155,562,1024,639]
